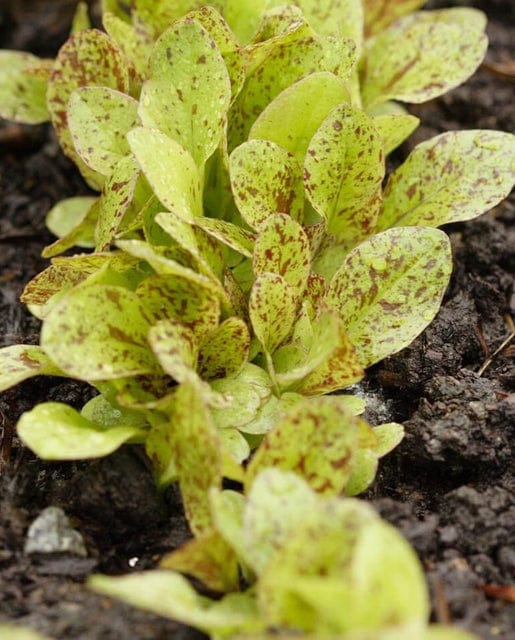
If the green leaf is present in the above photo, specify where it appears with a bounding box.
[132,0,208,38]
[229,33,356,148]
[344,447,378,496]
[161,529,240,593]
[136,273,221,343]
[47,29,129,185]
[167,381,222,535]
[230,140,304,230]
[221,0,268,44]
[68,87,139,176]
[246,397,360,495]
[289,0,364,45]
[89,570,261,635]
[0,625,54,640]
[45,196,97,248]
[249,72,350,166]
[242,469,319,575]
[43,199,99,258]
[372,422,405,457]
[304,104,384,244]
[249,273,297,354]
[371,113,420,155]
[0,51,49,123]
[377,130,515,231]
[17,402,143,460]
[95,155,141,250]
[361,9,487,108]
[198,317,251,379]
[148,320,199,383]
[253,214,311,298]
[81,394,148,430]
[363,0,427,37]
[103,12,152,87]
[127,127,202,220]
[326,227,452,367]
[192,217,255,258]
[141,17,231,165]
[0,345,63,392]
[41,284,157,380]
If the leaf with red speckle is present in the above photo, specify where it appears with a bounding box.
[192,217,255,258]
[0,345,63,392]
[140,17,231,166]
[371,113,419,155]
[41,284,159,380]
[198,317,251,380]
[249,273,297,354]
[47,29,129,187]
[167,381,223,535]
[230,140,304,230]
[68,87,140,176]
[249,72,350,166]
[0,51,49,124]
[95,155,141,250]
[229,33,356,149]
[361,9,487,109]
[304,104,384,245]
[253,214,311,298]
[245,396,360,496]
[326,227,452,368]
[377,130,515,231]
[45,196,97,250]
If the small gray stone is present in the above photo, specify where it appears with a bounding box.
[24,506,87,557]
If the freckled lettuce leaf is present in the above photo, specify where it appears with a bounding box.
[377,130,515,231]
[363,0,427,37]
[249,72,350,165]
[371,113,420,155]
[326,227,452,368]
[245,397,360,495]
[68,87,139,176]
[249,273,297,355]
[198,317,251,380]
[0,51,49,123]
[253,214,311,298]
[17,402,144,460]
[41,284,158,380]
[45,196,97,249]
[304,104,384,244]
[140,17,231,166]
[47,29,129,187]
[361,9,487,109]
[0,345,63,392]
[230,140,305,230]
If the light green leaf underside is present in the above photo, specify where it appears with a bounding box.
[0,345,63,392]
[304,104,384,243]
[249,72,351,165]
[371,113,420,155]
[127,127,202,220]
[378,130,515,230]
[361,9,487,108]
[17,402,143,460]
[326,227,452,368]
[68,87,139,175]
[41,284,157,380]
[0,51,49,123]
[45,196,96,248]
[89,570,260,635]
[0,625,55,640]
[230,140,304,230]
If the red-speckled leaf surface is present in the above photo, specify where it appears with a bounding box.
[377,130,515,231]
[41,284,158,380]
[0,51,49,124]
[249,273,297,354]
[230,140,305,230]
[304,104,384,244]
[198,317,251,380]
[253,214,311,298]
[245,396,360,496]
[68,87,140,176]
[0,345,63,392]
[363,0,427,37]
[326,227,452,368]
[361,9,487,109]
[47,29,129,186]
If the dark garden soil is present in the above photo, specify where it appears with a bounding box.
[0,1,514,639]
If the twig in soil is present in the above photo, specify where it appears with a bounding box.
[483,584,515,603]
[477,315,515,377]
[481,60,515,83]
[0,229,42,241]
[430,573,452,625]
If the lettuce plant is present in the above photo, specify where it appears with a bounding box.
[0,2,514,637]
